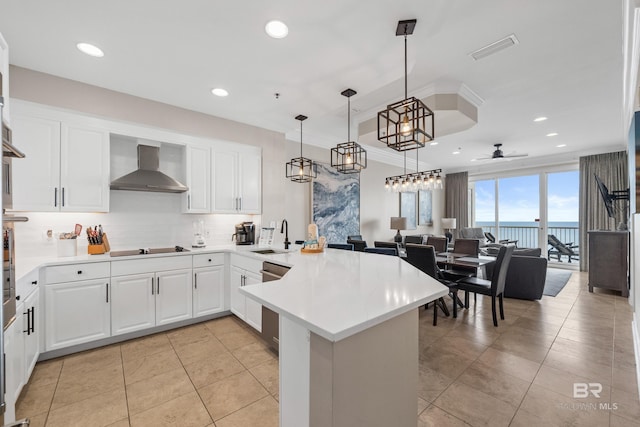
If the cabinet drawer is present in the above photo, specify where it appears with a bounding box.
[111,255,192,276]
[193,253,225,268]
[45,262,110,284]
[16,268,40,301]
[230,254,263,274]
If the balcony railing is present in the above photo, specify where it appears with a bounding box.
[480,225,579,253]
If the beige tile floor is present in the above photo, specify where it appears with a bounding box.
[15,271,640,426]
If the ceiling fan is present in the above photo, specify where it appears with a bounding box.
[473,143,528,161]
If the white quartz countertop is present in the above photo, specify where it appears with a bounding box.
[16,244,448,342]
[239,248,449,342]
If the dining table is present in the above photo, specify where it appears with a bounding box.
[436,252,496,279]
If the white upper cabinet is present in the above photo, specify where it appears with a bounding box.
[212,144,261,214]
[184,145,210,213]
[11,114,110,212]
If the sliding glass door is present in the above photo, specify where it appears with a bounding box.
[471,167,579,266]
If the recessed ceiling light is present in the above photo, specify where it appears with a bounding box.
[211,88,229,97]
[430,141,439,146]
[265,20,289,39]
[556,144,567,148]
[76,42,104,57]
[546,132,558,137]
[533,116,547,122]
[452,150,460,155]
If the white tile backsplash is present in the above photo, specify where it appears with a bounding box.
[13,190,261,259]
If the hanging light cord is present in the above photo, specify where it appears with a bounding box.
[404,33,408,100]
[300,121,303,158]
[347,96,351,141]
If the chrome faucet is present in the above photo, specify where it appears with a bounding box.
[281,219,290,250]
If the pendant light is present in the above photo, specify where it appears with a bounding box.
[286,114,317,183]
[331,88,367,174]
[377,19,435,151]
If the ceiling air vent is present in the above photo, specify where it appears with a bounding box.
[469,34,519,61]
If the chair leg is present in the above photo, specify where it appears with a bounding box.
[474,293,477,303]
[451,291,458,318]
[437,297,450,317]
[433,301,438,326]
[464,291,469,308]
[491,296,498,327]
[499,294,505,320]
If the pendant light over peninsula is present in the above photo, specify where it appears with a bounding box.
[331,88,367,174]
[286,115,317,183]
[377,19,435,151]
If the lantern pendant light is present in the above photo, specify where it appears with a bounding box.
[331,88,367,174]
[286,115,317,183]
[377,19,435,151]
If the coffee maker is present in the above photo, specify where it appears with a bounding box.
[232,222,255,245]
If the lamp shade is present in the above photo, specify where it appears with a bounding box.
[441,218,457,229]
[390,217,408,230]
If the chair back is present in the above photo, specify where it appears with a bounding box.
[364,247,398,256]
[347,234,363,241]
[548,234,573,255]
[460,227,485,240]
[403,235,425,245]
[453,238,480,255]
[491,245,515,296]
[484,232,496,243]
[425,236,447,253]
[347,239,367,252]
[374,241,400,252]
[327,243,354,251]
[404,243,438,279]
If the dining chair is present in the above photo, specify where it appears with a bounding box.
[452,238,480,255]
[453,245,515,326]
[346,239,367,252]
[347,234,363,241]
[364,247,397,256]
[374,241,401,251]
[425,236,447,253]
[404,243,458,325]
[327,243,354,251]
[403,235,425,245]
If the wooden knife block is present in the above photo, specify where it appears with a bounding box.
[88,234,110,255]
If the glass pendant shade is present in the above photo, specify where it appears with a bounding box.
[286,115,317,183]
[332,88,367,173]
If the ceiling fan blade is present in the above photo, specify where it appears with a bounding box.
[502,153,528,158]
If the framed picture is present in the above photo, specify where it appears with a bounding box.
[418,190,433,225]
[312,163,360,243]
[399,192,417,229]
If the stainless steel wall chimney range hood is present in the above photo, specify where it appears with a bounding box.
[110,144,188,193]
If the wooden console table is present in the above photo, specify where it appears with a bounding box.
[587,230,629,297]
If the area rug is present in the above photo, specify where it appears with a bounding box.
[543,268,573,297]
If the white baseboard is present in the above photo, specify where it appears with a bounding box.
[632,313,640,400]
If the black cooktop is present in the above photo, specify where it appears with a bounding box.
[110,246,190,257]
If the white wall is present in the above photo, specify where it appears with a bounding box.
[9,66,447,258]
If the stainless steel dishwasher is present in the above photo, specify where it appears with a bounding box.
[260,261,290,353]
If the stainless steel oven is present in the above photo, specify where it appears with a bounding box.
[260,261,290,353]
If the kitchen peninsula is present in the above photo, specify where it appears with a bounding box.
[240,248,448,427]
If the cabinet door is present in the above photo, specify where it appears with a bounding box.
[185,145,210,213]
[23,289,39,380]
[193,266,224,317]
[155,269,193,326]
[8,309,25,404]
[238,147,262,214]
[244,270,263,332]
[11,115,61,211]
[45,279,111,351]
[212,149,239,213]
[60,123,110,212]
[229,265,245,319]
[111,274,155,336]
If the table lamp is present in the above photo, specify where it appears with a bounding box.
[441,218,457,245]
[390,217,407,243]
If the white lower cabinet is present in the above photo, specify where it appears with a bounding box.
[23,288,40,380]
[5,310,25,407]
[193,265,225,316]
[110,256,193,336]
[229,255,262,332]
[44,278,111,351]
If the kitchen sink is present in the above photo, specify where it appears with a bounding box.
[251,249,283,255]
